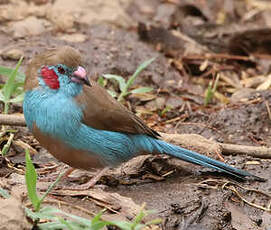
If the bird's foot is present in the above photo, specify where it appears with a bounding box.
[55,179,106,191]
[39,167,75,182]
[54,167,109,191]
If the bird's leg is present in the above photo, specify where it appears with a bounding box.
[39,166,75,182]
[60,167,76,178]
[56,167,109,190]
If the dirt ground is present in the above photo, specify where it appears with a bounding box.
[1,0,271,229]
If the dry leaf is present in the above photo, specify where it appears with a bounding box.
[256,74,271,90]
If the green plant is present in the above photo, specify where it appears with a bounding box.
[159,105,171,117]
[0,59,25,156]
[25,207,109,230]
[25,149,63,211]
[204,73,220,106]
[1,132,15,156]
[102,57,156,101]
[0,57,25,114]
[24,149,161,229]
[110,206,161,230]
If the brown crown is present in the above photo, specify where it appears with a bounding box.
[24,46,83,91]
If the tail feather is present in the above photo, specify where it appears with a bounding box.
[146,138,265,181]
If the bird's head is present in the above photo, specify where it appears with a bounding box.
[24,46,90,93]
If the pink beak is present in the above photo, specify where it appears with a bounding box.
[72,66,90,86]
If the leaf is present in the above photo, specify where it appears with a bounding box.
[58,218,74,230]
[132,209,145,228]
[109,221,131,230]
[0,91,4,102]
[39,172,64,208]
[204,81,213,106]
[13,82,24,94]
[103,74,127,92]
[204,74,220,106]
[126,57,156,90]
[130,87,153,94]
[39,220,91,230]
[90,210,109,230]
[9,92,25,103]
[2,57,24,103]
[107,89,117,98]
[40,206,92,226]
[97,76,105,87]
[91,222,109,230]
[0,65,25,82]
[24,207,40,222]
[25,149,40,211]
[38,221,71,230]
[91,210,104,224]
[26,206,57,221]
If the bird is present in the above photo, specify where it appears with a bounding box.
[23,46,264,188]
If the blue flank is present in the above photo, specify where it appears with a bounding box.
[23,67,262,180]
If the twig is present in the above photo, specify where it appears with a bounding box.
[182,53,252,61]
[197,179,271,212]
[171,30,210,52]
[221,143,271,159]
[223,184,271,212]
[0,114,26,126]
[222,181,271,198]
[265,100,271,121]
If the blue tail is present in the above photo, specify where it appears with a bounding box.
[134,136,264,181]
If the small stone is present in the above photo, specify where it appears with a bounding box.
[0,196,30,230]
[28,0,49,5]
[155,97,166,109]
[230,88,256,103]
[1,49,24,60]
[9,16,46,38]
[46,9,75,31]
[58,33,87,43]
[166,96,183,109]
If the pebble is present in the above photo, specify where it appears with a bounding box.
[9,16,46,38]
[0,49,24,61]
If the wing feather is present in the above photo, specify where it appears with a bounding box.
[75,81,159,138]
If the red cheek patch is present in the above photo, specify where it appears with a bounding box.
[40,66,60,89]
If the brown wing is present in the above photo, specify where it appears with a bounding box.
[75,81,159,138]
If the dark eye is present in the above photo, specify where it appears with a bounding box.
[58,66,65,74]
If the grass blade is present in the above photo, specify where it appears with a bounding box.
[39,171,64,205]
[2,56,24,103]
[130,87,153,94]
[8,92,25,103]
[58,218,74,230]
[25,149,40,211]
[103,74,127,92]
[0,91,4,101]
[0,66,25,82]
[1,133,14,156]
[126,57,156,90]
